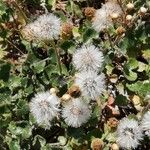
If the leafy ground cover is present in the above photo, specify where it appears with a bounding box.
[0,0,150,150]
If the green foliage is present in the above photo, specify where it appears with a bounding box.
[0,0,150,150]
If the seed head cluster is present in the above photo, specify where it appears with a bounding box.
[92,1,123,32]
[22,13,61,41]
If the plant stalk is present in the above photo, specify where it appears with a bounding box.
[50,41,62,75]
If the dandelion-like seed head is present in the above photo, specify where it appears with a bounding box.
[62,98,91,128]
[117,117,143,149]
[29,91,60,128]
[23,13,61,41]
[72,45,104,72]
[92,1,122,32]
[141,111,150,137]
[102,1,122,15]
[75,71,105,100]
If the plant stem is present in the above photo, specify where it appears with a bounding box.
[6,39,25,55]
[50,41,62,75]
[13,1,28,23]
[101,130,109,140]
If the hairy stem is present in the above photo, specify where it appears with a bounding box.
[13,1,28,23]
[50,41,62,75]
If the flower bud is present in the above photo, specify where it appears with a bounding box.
[61,94,71,102]
[110,13,119,19]
[111,143,119,150]
[50,88,57,94]
[84,7,96,18]
[126,3,134,10]
[140,6,147,14]
[126,15,133,21]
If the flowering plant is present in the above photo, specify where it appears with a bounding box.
[0,0,150,149]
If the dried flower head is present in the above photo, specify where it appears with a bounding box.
[92,1,122,32]
[117,117,143,149]
[72,45,104,72]
[116,26,126,35]
[84,7,96,18]
[68,85,81,98]
[107,117,119,128]
[61,22,73,39]
[29,91,60,128]
[23,13,61,41]
[141,111,150,137]
[62,98,91,127]
[75,71,105,100]
[91,138,104,150]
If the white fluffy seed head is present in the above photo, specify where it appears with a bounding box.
[141,111,150,137]
[62,98,91,128]
[23,13,61,41]
[92,1,122,32]
[75,71,105,100]
[72,45,104,72]
[117,117,143,149]
[29,91,60,128]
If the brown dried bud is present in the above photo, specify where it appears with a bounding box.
[107,117,119,128]
[91,138,104,150]
[111,143,119,150]
[68,85,81,98]
[116,26,126,35]
[84,7,96,19]
[61,23,73,39]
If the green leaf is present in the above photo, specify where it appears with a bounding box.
[124,71,137,81]
[115,94,128,106]
[91,105,101,119]
[0,62,11,81]
[31,61,46,74]
[126,80,150,97]
[123,58,138,81]
[83,28,97,42]
[58,136,67,145]
[9,76,21,89]
[33,135,46,147]
[48,0,56,7]
[8,140,20,150]
[142,49,150,61]
[60,40,75,52]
